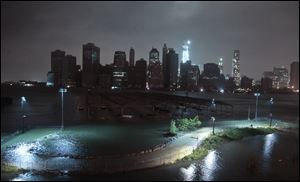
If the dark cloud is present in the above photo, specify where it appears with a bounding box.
[1,1,299,81]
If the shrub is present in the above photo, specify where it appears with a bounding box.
[169,120,178,135]
[175,116,202,131]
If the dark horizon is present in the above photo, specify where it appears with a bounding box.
[1,1,299,82]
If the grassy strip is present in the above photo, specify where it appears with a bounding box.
[1,162,23,173]
[181,127,277,161]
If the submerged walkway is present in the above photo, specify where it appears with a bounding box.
[3,120,298,174]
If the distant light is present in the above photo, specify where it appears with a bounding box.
[21,96,26,102]
[254,93,261,97]
[24,83,33,87]
[291,86,294,89]
[187,40,191,44]
[220,58,223,61]
[59,88,67,93]
[219,89,224,93]
[67,85,70,88]
[200,88,204,92]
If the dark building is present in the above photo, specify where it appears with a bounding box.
[162,43,168,86]
[98,64,113,90]
[82,43,100,88]
[46,71,55,87]
[51,50,65,87]
[50,50,77,87]
[179,60,192,90]
[241,76,253,90]
[114,51,127,71]
[261,77,273,92]
[129,47,135,67]
[148,48,163,89]
[164,48,178,89]
[187,64,200,91]
[74,65,82,87]
[290,61,299,90]
[65,55,77,87]
[128,59,147,89]
[200,63,224,91]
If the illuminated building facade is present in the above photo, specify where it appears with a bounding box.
[148,48,163,89]
[232,50,241,87]
[218,58,223,75]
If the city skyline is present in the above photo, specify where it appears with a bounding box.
[1,1,299,82]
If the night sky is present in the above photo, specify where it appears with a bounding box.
[1,1,299,82]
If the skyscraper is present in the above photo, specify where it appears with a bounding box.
[51,50,65,87]
[112,51,127,89]
[129,47,135,67]
[162,43,168,85]
[148,48,163,89]
[113,51,127,71]
[273,66,289,89]
[164,48,178,89]
[82,43,100,88]
[290,61,299,90]
[218,58,223,75]
[182,40,191,63]
[232,50,241,87]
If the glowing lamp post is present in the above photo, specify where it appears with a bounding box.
[269,97,274,127]
[21,96,27,133]
[59,88,67,130]
[254,93,260,121]
[209,99,216,135]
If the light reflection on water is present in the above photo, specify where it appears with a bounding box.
[179,132,298,181]
[262,133,277,172]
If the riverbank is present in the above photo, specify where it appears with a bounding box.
[181,127,277,162]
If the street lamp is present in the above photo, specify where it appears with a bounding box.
[269,97,274,127]
[209,99,216,135]
[254,93,261,121]
[21,96,27,133]
[59,88,67,130]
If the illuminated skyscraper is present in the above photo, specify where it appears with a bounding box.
[232,50,241,87]
[218,58,223,75]
[182,40,191,63]
[273,66,289,89]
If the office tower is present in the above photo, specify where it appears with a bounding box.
[82,43,100,88]
[162,43,168,86]
[129,47,135,67]
[218,58,223,75]
[148,48,163,89]
[165,48,179,89]
[290,61,299,90]
[112,51,127,89]
[182,40,191,63]
[273,66,289,89]
[232,50,241,87]
[241,76,253,90]
[51,50,65,87]
[135,59,147,89]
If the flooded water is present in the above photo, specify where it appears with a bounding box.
[6,131,298,181]
[179,131,299,181]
